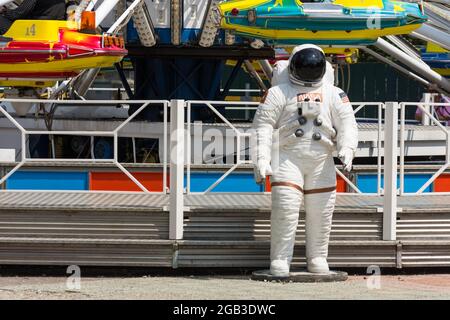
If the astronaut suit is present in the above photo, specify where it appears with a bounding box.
[252,44,358,276]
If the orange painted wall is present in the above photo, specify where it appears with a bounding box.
[265,175,272,192]
[264,175,347,192]
[90,172,168,192]
[434,174,450,192]
[336,175,346,192]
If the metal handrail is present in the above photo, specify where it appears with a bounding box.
[185,100,384,195]
[0,99,169,194]
[186,100,258,194]
[399,102,450,195]
[335,102,384,195]
[3,98,449,198]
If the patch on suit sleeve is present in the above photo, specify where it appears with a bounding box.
[339,91,350,103]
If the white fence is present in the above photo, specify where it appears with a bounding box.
[399,102,450,196]
[0,98,169,193]
[183,101,384,195]
[1,98,450,240]
[2,99,449,197]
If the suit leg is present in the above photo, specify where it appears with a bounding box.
[303,155,336,273]
[269,152,303,276]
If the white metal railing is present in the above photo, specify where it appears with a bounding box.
[186,100,257,194]
[184,101,385,195]
[399,102,450,195]
[383,102,398,240]
[337,102,384,195]
[3,99,449,198]
[2,98,450,241]
[0,98,169,194]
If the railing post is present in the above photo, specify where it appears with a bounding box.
[422,93,433,126]
[169,99,185,240]
[383,102,398,241]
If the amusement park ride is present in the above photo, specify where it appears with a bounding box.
[0,0,447,114]
[0,19,126,84]
[215,0,426,45]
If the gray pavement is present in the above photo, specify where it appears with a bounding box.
[0,274,450,300]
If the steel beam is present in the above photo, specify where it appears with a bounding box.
[169,99,185,240]
[411,24,450,51]
[126,45,275,60]
[383,102,399,241]
[374,38,450,93]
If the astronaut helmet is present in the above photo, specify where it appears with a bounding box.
[288,44,326,87]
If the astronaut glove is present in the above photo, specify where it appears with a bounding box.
[254,159,273,184]
[338,147,354,172]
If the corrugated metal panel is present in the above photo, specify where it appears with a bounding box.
[398,195,450,211]
[177,241,397,268]
[0,192,448,267]
[397,213,450,240]
[186,193,272,210]
[186,194,383,212]
[184,212,382,241]
[292,241,397,268]
[0,238,174,267]
[0,210,169,240]
[0,191,169,211]
[402,242,450,267]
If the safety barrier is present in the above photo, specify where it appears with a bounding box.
[1,98,450,241]
[186,100,256,194]
[399,102,450,196]
[337,102,383,195]
[0,98,169,193]
[184,101,384,195]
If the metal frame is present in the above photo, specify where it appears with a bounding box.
[107,0,146,35]
[383,102,399,240]
[95,0,121,28]
[2,98,450,243]
[0,98,169,194]
[169,100,184,239]
[184,101,385,195]
[186,100,256,194]
[218,59,245,100]
[336,102,384,195]
[399,102,450,195]
[373,38,450,93]
[114,62,134,99]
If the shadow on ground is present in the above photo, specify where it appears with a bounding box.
[1,266,449,278]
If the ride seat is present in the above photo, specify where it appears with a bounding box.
[0,35,12,42]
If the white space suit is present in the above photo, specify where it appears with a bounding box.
[252,45,358,275]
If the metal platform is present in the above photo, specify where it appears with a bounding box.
[251,269,348,283]
[1,118,450,160]
[0,191,449,268]
[3,191,450,212]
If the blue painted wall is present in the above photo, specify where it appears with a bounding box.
[356,174,433,193]
[185,172,264,192]
[6,171,89,190]
[4,170,435,193]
